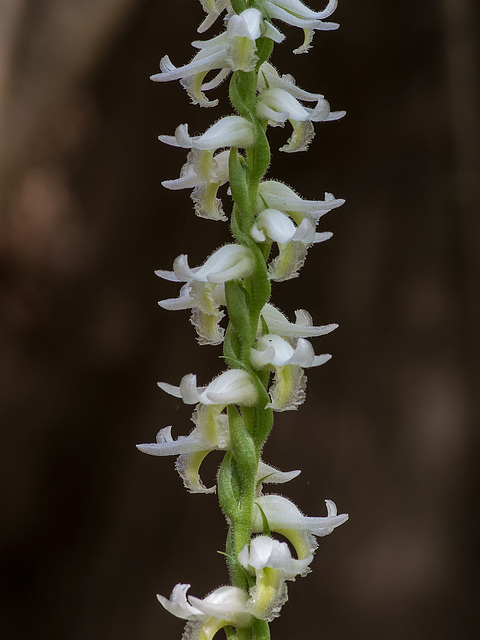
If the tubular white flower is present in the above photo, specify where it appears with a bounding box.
[155,244,254,285]
[256,85,345,153]
[238,536,313,621]
[257,88,310,124]
[258,180,345,223]
[158,370,258,407]
[258,62,325,102]
[136,404,229,494]
[251,334,331,369]
[152,8,281,106]
[251,208,332,245]
[158,583,252,635]
[251,208,332,281]
[257,88,345,131]
[159,281,226,346]
[259,303,338,339]
[162,149,230,222]
[253,496,348,560]
[159,116,255,151]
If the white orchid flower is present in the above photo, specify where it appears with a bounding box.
[251,208,332,281]
[252,495,348,560]
[251,208,332,245]
[263,0,339,54]
[158,370,258,407]
[251,331,332,411]
[152,9,283,106]
[257,87,345,152]
[258,179,345,223]
[258,61,326,102]
[251,334,331,369]
[136,404,229,494]
[155,244,254,285]
[157,583,252,638]
[259,303,338,339]
[162,149,230,222]
[159,116,254,151]
[137,417,299,495]
[239,535,313,621]
[159,281,226,346]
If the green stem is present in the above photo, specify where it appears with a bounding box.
[218,23,275,640]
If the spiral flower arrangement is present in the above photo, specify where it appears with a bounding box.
[138,1,348,638]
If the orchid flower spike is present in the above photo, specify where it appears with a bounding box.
[144,0,347,634]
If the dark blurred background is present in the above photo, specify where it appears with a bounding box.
[0,1,478,639]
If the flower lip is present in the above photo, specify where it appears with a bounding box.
[226,8,262,40]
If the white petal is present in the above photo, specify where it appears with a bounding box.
[157,584,203,621]
[268,0,338,21]
[257,460,301,484]
[239,535,312,578]
[257,88,310,122]
[260,303,338,338]
[258,180,345,221]
[200,369,258,406]
[258,62,324,102]
[157,373,205,405]
[251,334,295,368]
[226,8,262,40]
[254,494,349,537]
[136,426,211,457]
[255,209,297,244]
[188,586,252,626]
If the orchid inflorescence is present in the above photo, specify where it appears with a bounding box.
[139,1,348,638]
